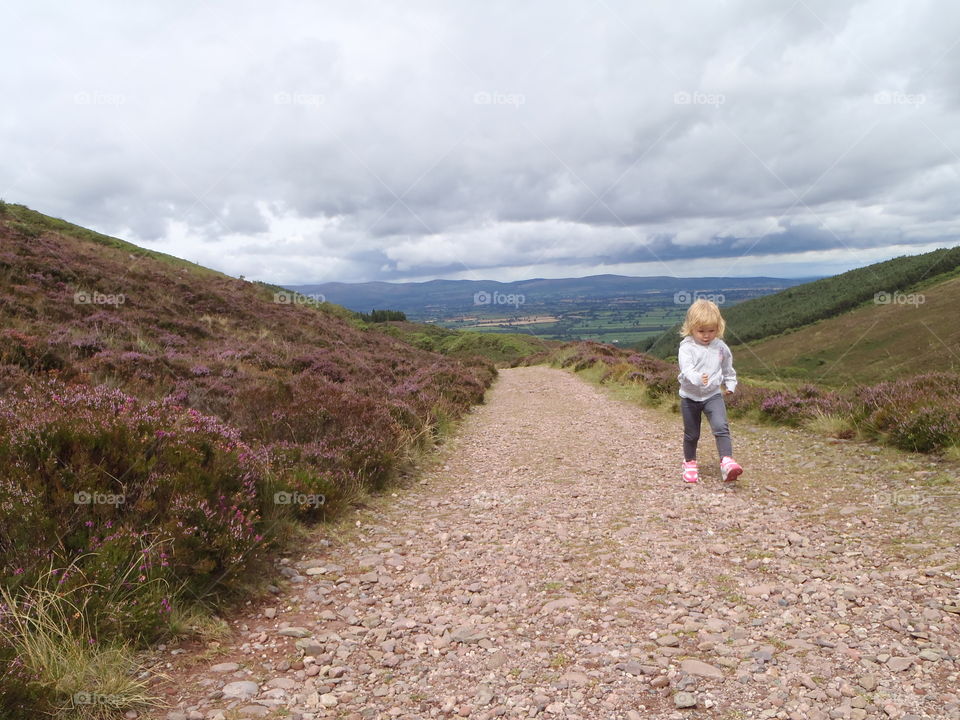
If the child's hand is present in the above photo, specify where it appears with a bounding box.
[723,388,734,396]
[701,373,709,386]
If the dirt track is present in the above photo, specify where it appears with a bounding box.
[150,366,960,720]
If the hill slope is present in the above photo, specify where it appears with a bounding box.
[0,202,497,717]
[735,271,960,384]
[0,201,495,501]
[647,245,960,361]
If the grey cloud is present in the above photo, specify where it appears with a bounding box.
[2,0,960,283]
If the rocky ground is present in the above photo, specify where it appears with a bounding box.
[143,366,960,720]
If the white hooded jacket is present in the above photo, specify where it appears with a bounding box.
[677,336,738,401]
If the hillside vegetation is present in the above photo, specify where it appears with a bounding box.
[647,246,960,359]
[376,321,554,366]
[529,340,960,457]
[736,272,960,384]
[0,202,496,718]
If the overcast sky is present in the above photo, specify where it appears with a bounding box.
[4,1,960,284]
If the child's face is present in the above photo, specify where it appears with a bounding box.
[692,324,717,345]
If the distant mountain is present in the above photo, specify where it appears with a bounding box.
[287,274,809,320]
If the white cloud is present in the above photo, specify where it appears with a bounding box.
[2,0,960,283]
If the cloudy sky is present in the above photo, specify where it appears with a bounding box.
[4,1,960,284]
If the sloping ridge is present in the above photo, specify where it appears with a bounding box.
[735,271,960,384]
[647,245,960,363]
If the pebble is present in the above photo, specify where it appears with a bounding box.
[221,681,259,700]
[679,659,724,679]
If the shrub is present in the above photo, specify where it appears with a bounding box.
[888,407,960,453]
[805,410,856,439]
[0,380,268,604]
[0,560,163,720]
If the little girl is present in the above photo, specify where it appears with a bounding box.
[677,299,743,483]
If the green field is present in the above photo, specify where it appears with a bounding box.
[437,304,686,349]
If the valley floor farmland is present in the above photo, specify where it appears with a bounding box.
[147,367,960,720]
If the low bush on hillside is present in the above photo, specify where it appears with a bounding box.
[379,322,552,366]
[536,342,960,454]
[0,207,497,717]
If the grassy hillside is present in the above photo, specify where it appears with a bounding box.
[376,321,555,366]
[735,271,960,384]
[647,246,960,359]
[0,202,497,718]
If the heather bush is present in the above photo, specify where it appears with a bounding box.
[0,329,65,372]
[0,206,502,717]
[886,406,960,452]
[0,381,268,605]
[538,341,960,455]
[544,342,678,398]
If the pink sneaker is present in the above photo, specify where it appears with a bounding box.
[682,460,699,484]
[720,456,742,482]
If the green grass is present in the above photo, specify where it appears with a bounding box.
[376,322,553,365]
[734,273,960,386]
[804,411,857,439]
[0,565,164,720]
[648,245,960,361]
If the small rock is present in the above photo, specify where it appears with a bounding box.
[210,662,240,673]
[674,691,697,708]
[887,656,913,672]
[277,627,312,638]
[221,680,259,700]
[450,624,487,644]
[562,671,590,686]
[680,659,723,679]
[410,573,431,588]
[236,707,269,718]
[486,651,508,669]
[541,597,579,613]
[475,684,495,705]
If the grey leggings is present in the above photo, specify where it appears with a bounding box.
[681,393,733,461]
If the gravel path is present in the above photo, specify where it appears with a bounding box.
[149,366,960,720]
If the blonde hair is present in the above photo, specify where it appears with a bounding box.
[679,298,726,338]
